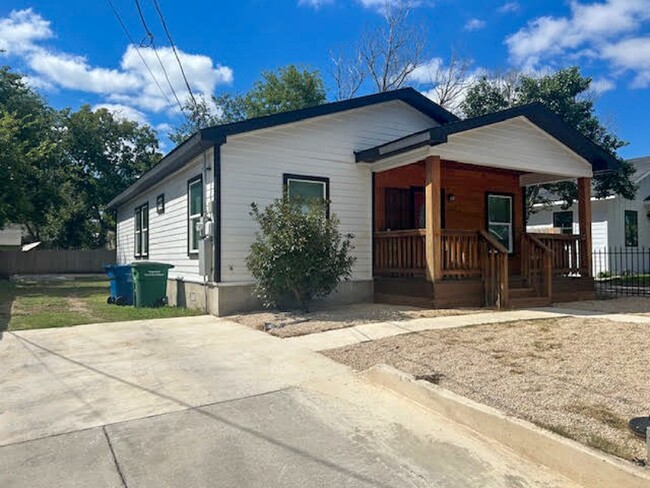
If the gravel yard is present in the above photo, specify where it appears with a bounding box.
[555,296,650,315]
[227,303,483,338]
[324,316,649,463]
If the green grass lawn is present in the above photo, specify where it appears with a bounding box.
[0,277,204,331]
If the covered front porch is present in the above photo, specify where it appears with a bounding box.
[357,106,608,309]
[371,158,593,308]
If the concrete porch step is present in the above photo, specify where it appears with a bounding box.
[508,296,552,309]
[374,293,434,308]
[509,287,537,299]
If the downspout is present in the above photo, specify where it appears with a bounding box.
[212,143,222,284]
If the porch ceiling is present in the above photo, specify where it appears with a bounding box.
[355,102,620,184]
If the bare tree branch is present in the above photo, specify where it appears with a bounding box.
[329,51,365,100]
[356,1,426,93]
[426,50,473,112]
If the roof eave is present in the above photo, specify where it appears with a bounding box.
[106,133,215,210]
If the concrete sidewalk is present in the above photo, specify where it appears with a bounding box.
[285,309,570,351]
[286,306,650,352]
[0,315,581,487]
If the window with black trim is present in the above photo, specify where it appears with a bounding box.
[188,176,203,254]
[283,174,329,215]
[625,210,638,247]
[553,211,573,235]
[487,193,513,252]
[134,203,149,258]
[156,194,165,214]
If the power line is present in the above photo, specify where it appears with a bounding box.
[151,0,198,108]
[133,0,186,115]
[105,0,180,116]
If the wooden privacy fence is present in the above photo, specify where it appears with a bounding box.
[0,249,116,276]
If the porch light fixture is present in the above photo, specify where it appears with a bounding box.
[447,193,456,203]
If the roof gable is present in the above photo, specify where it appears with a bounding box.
[355,103,621,174]
[107,88,456,209]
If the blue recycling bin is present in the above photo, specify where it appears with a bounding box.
[104,264,134,306]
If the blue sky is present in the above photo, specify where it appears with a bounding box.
[1,0,649,158]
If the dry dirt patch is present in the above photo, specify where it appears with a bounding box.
[227,303,483,338]
[555,296,650,315]
[324,316,649,463]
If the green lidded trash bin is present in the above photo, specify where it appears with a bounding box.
[131,262,174,308]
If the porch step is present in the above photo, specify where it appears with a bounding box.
[374,293,434,308]
[508,286,537,299]
[508,296,551,309]
[509,275,527,288]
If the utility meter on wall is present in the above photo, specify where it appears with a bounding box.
[197,217,214,239]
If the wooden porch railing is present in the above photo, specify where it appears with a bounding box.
[521,233,552,299]
[374,228,509,307]
[533,233,583,276]
[477,230,509,308]
[373,229,426,278]
[441,230,482,278]
[440,229,508,307]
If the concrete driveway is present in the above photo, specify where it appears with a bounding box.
[0,316,579,487]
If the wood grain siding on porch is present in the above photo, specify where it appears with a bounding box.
[374,160,524,274]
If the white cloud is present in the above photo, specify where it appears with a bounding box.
[357,0,422,10]
[506,0,650,77]
[600,36,650,87]
[93,103,149,125]
[28,50,141,94]
[590,77,616,94]
[298,0,334,7]
[464,18,486,31]
[0,9,53,54]
[498,1,519,13]
[408,57,444,84]
[0,9,233,120]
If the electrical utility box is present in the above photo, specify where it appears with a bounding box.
[198,238,212,277]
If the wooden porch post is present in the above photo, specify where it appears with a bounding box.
[425,156,442,282]
[577,177,593,277]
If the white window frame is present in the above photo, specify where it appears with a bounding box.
[188,175,203,255]
[134,203,148,259]
[487,194,513,253]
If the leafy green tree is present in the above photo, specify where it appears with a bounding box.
[0,66,61,237]
[42,106,161,248]
[460,67,636,213]
[246,197,355,311]
[169,65,327,144]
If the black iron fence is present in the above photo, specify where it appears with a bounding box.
[593,247,650,297]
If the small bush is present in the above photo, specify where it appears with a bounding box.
[246,196,355,311]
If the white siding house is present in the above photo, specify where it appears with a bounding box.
[109,90,452,313]
[220,101,438,283]
[108,89,623,314]
[527,157,650,275]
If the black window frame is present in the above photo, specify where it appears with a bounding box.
[283,173,330,217]
[485,192,515,254]
[552,211,574,235]
[134,202,149,259]
[624,210,638,247]
[187,175,204,256]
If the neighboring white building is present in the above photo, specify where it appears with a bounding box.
[527,157,650,275]
[0,224,23,250]
[108,89,621,314]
